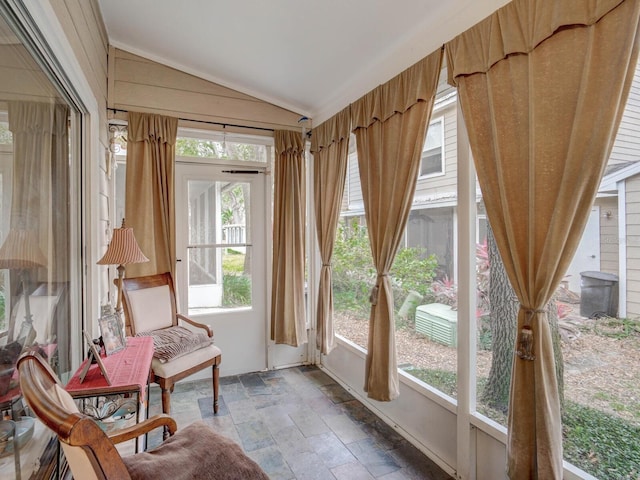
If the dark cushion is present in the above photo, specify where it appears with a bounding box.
[136,326,213,363]
[123,421,269,480]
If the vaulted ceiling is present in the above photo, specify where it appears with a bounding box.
[97,0,510,124]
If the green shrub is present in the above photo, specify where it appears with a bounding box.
[332,219,439,322]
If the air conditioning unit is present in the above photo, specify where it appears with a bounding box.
[415,303,458,347]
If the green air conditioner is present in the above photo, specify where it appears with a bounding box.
[415,303,458,347]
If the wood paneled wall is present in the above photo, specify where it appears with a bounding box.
[108,48,305,134]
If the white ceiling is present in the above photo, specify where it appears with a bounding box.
[97,0,510,125]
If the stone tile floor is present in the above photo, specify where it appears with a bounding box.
[144,366,454,480]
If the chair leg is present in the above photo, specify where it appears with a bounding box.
[212,362,219,414]
[161,386,172,439]
[161,387,171,414]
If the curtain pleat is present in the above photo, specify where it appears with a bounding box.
[125,111,178,278]
[271,130,307,346]
[311,106,350,354]
[352,49,442,401]
[446,0,640,477]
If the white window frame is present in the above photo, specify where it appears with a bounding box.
[419,116,445,178]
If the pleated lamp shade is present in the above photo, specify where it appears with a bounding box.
[97,222,148,266]
[0,229,47,269]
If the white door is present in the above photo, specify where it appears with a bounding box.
[566,207,601,293]
[176,162,267,376]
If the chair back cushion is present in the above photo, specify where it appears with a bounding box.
[127,285,174,332]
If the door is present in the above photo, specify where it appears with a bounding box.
[566,206,601,293]
[176,162,267,376]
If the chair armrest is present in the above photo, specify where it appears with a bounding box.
[108,414,177,444]
[177,314,213,337]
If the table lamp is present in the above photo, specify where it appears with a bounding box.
[0,228,47,347]
[97,219,148,316]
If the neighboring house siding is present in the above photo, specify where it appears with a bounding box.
[596,197,619,275]
[414,102,457,205]
[345,152,363,213]
[108,48,303,132]
[343,94,459,216]
[626,175,640,318]
[609,66,640,166]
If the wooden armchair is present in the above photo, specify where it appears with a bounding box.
[17,352,268,480]
[120,272,222,415]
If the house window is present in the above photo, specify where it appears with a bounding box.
[420,118,444,177]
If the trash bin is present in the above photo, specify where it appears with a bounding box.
[579,271,619,318]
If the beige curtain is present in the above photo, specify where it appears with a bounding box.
[271,130,307,346]
[8,101,70,370]
[352,49,443,401]
[125,112,178,278]
[446,0,640,477]
[310,107,350,354]
[8,101,69,277]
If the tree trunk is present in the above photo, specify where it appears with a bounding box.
[480,224,565,413]
[481,224,518,413]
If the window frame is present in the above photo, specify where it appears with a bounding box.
[419,116,445,179]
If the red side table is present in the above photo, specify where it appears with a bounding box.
[66,336,154,451]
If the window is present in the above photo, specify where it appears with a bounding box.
[0,9,78,479]
[176,129,272,163]
[330,62,640,478]
[420,118,444,177]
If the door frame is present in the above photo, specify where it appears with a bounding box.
[176,158,270,376]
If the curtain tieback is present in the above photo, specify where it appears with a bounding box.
[321,263,332,267]
[516,307,545,362]
[369,273,389,306]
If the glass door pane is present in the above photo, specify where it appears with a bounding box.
[187,179,252,313]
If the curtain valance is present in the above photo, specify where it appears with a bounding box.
[128,112,178,145]
[8,101,59,135]
[275,130,305,156]
[310,106,350,154]
[351,49,443,130]
[447,0,626,86]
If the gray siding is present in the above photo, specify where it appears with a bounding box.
[413,101,457,204]
[610,66,640,166]
[626,175,640,317]
[596,197,619,275]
